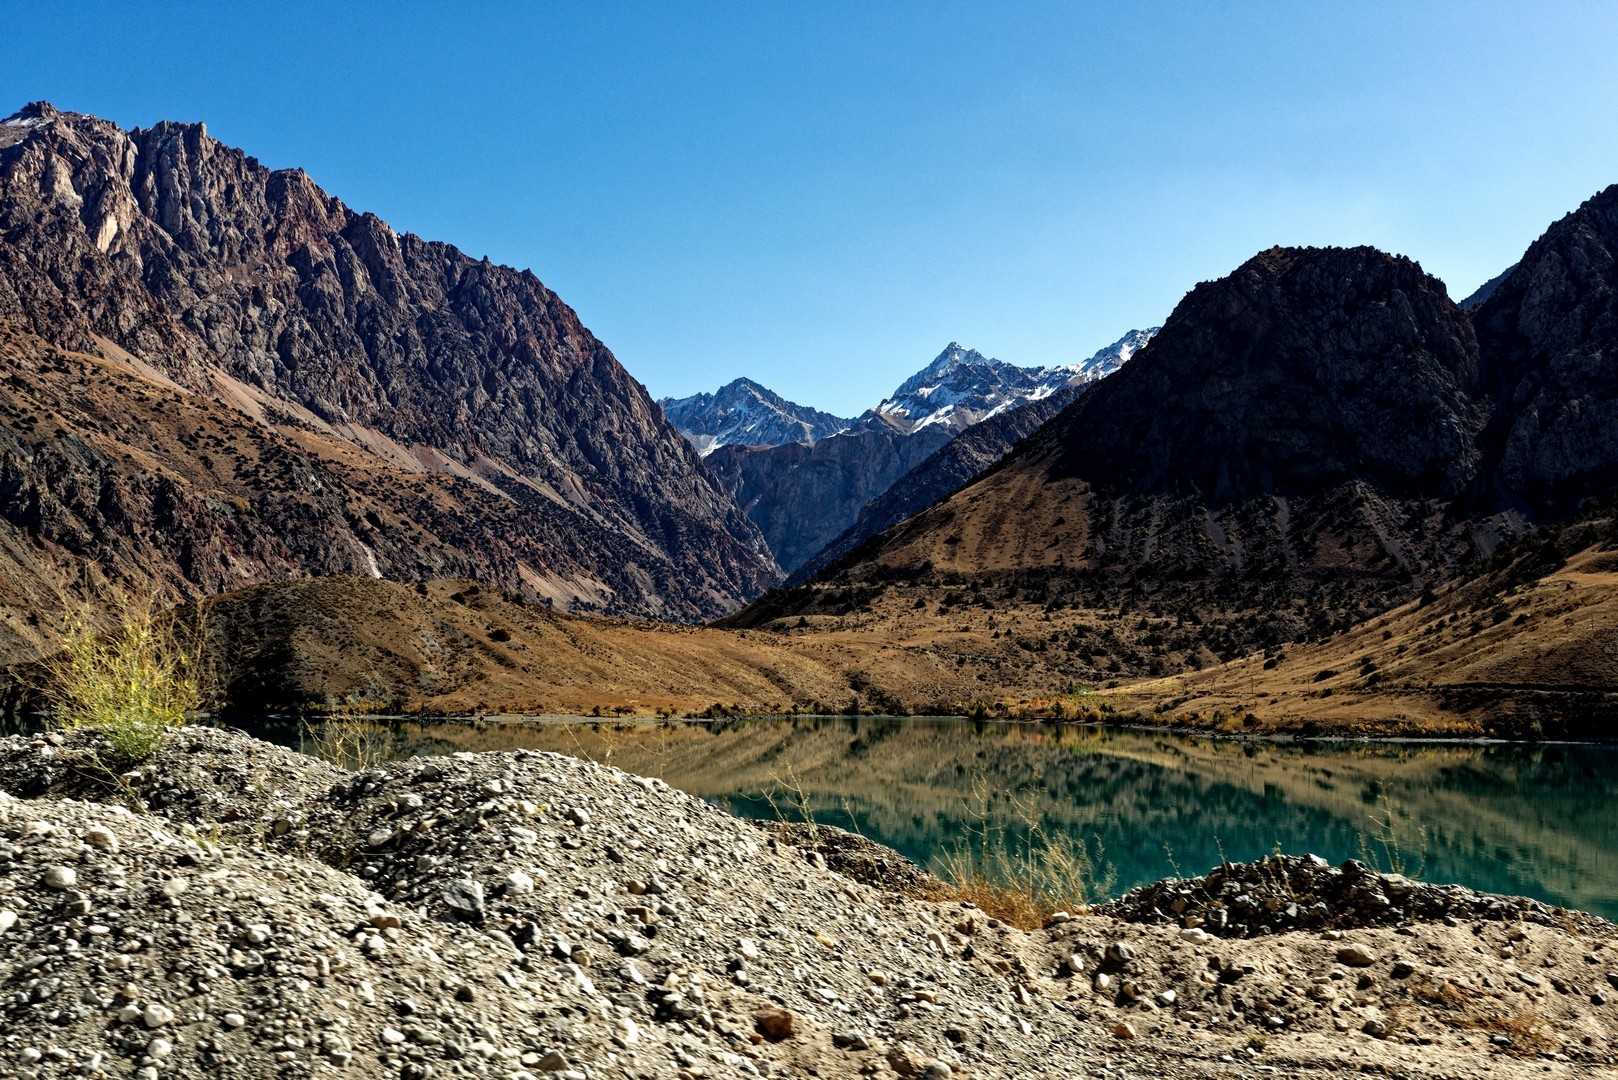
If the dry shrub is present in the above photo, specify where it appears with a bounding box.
[300,718,396,771]
[40,601,205,762]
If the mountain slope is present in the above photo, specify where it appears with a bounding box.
[1473,184,1618,515]
[733,247,1515,661]
[789,379,1091,583]
[1103,511,1618,739]
[0,103,773,636]
[658,378,850,454]
[704,423,953,576]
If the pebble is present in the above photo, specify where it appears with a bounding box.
[753,1007,795,1041]
[83,825,119,850]
[887,1042,932,1076]
[1113,1021,1138,1040]
[1336,943,1377,967]
[141,1003,174,1029]
[442,878,485,916]
[42,865,77,890]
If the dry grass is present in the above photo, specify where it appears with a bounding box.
[38,601,205,761]
[933,776,1115,929]
[1411,978,1558,1056]
[299,717,397,771]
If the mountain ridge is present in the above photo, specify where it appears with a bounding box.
[0,102,775,641]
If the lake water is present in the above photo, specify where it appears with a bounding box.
[246,716,1618,921]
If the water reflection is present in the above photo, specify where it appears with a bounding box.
[241,716,1618,920]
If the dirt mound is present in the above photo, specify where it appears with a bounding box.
[748,820,952,900]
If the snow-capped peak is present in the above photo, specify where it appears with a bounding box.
[872,329,1157,435]
[659,378,852,455]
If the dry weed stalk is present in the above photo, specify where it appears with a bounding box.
[934,774,1115,929]
[39,599,205,762]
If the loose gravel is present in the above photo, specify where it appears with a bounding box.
[0,727,1612,1079]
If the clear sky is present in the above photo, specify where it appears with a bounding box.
[5,2,1618,415]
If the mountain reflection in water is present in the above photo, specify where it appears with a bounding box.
[245,716,1618,921]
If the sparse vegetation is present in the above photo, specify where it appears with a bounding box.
[299,717,396,771]
[933,776,1116,929]
[38,601,205,762]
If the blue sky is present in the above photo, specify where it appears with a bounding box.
[5,2,1618,415]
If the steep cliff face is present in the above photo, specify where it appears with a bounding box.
[705,423,952,577]
[0,103,774,632]
[1473,185,1618,515]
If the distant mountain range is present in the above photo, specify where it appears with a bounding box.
[657,378,852,456]
[661,328,1157,452]
[737,185,1618,688]
[661,329,1157,574]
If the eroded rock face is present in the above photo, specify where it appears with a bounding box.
[0,102,774,626]
[706,423,952,577]
[1474,184,1618,514]
[1056,246,1484,501]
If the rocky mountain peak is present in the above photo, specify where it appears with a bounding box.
[1472,182,1618,512]
[1053,244,1484,501]
[659,378,852,454]
[8,101,62,122]
[0,103,775,623]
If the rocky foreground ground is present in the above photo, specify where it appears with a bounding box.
[0,728,1613,1079]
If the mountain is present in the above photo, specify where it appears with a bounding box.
[658,377,851,455]
[732,246,1515,666]
[690,330,1155,576]
[0,102,774,648]
[789,379,1092,583]
[704,423,954,576]
[1460,264,1516,310]
[1473,184,1618,515]
[873,335,1154,435]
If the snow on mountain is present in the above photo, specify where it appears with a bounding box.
[663,328,1158,453]
[659,378,852,455]
[1069,326,1159,381]
[872,329,1158,435]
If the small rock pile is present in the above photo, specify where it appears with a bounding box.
[1102,853,1596,937]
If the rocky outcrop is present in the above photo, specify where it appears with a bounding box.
[658,378,851,454]
[0,103,774,629]
[705,422,952,576]
[1052,247,1484,501]
[1473,184,1618,515]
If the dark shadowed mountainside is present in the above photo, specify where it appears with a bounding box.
[732,246,1526,662]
